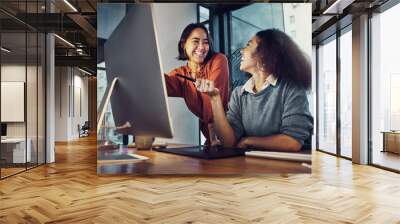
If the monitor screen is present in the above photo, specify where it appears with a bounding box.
[104,4,174,138]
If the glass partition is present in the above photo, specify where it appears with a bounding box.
[370,3,400,171]
[27,31,38,169]
[0,1,46,179]
[1,30,28,177]
[339,28,352,158]
[317,36,337,155]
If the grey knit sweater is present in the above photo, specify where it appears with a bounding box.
[226,79,313,146]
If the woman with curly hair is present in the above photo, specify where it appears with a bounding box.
[196,29,313,151]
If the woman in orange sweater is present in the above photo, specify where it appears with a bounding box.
[164,23,229,145]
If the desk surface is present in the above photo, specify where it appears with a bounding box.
[1,138,27,143]
[97,145,311,175]
[381,131,400,134]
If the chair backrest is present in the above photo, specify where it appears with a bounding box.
[82,121,90,129]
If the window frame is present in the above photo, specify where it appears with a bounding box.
[315,24,353,161]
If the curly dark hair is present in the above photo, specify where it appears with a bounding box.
[254,29,311,89]
[177,23,215,63]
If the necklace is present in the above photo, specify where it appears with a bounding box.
[187,64,204,79]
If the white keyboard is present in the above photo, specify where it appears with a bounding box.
[245,151,311,162]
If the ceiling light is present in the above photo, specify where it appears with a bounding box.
[54,34,75,48]
[78,67,93,76]
[1,47,11,53]
[63,0,78,12]
[76,48,84,55]
[322,0,355,15]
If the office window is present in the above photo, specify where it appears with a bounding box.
[230,4,284,89]
[231,4,284,54]
[371,3,400,171]
[198,6,210,39]
[198,5,210,69]
[290,15,295,24]
[291,30,296,38]
[199,6,209,23]
[340,28,352,158]
[317,37,337,154]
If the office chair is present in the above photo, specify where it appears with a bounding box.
[79,121,90,138]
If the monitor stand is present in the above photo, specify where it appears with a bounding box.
[97,77,118,133]
[97,77,119,147]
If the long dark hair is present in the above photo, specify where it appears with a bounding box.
[177,23,215,63]
[255,29,311,89]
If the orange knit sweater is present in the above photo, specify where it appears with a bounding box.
[164,53,230,143]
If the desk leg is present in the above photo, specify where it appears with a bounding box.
[382,133,386,152]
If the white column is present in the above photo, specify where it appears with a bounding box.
[46,32,55,163]
[45,0,56,164]
[352,14,369,164]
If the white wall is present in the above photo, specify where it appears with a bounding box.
[1,65,37,137]
[55,67,89,141]
[1,63,46,163]
[72,73,89,138]
[55,67,68,141]
[152,3,199,144]
[1,65,26,139]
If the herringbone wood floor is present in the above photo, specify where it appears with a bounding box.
[1,136,400,223]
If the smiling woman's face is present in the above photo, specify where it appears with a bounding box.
[183,28,210,65]
[240,36,259,73]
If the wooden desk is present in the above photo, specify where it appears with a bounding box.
[97,145,311,175]
[1,138,32,163]
[382,131,400,154]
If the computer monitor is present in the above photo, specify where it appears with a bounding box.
[104,4,173,138]
[1,123,6,137]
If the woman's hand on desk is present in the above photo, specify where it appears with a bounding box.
[236,135,303,152]
[236,137,251,149]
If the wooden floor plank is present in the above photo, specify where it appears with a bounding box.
[0,136,400,223]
